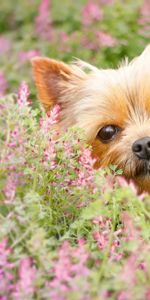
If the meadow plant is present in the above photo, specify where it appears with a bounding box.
[0,0,149,94]
[0,82,150,299]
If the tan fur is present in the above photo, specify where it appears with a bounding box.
[32,45,150,193]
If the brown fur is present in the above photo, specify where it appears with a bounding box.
[32,45,150,193]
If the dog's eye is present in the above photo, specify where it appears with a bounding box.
[97,125,120,142]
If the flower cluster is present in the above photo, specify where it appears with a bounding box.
[0,83,150,299]
[35,0,53,40]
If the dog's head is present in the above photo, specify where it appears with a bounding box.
[32,45,150,193]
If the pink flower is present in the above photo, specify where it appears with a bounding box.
[43,139,57,170]
[48,241,90,299]
[117,290,129,300]
[98,0,114,5]
[79,147,96,169]
[18,50,40,64]
[58,32,71,52]
[40,104,60,133]
[17,81,30,108]
[93,231,108,249]
[82,1,103,26]
[0,239,11,268]
[0,239,14,296]
[121,254,137,287]
[139,0,150,38]
[4,173,19,203]
[121,212,140,241]
[145,289,150,300]
[13,258,36,299]
[0,36,11,56]
[35,0,53,40]
[96,30,116,47]
[139,0,150,24]
[0,72,8,96]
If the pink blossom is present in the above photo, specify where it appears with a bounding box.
[117,290,129,300]
[18,50,40,64]
[70,146,96,188]
[93,230,108,249]
[12,258,36,300]
[96,30,116,47]
[0,239,14,296]
[0,239,11,268]
[48,241,89,299]
[82,1,103,26]
[35,0,53,40]
[58,32,71,52]
[121,254,137,287]
[117,176,145,198]
[0,36,11,56]
[117,176,128,188]
[43,139,57,170]
[40,104,60,133]
[121,212,140,241]
[145,289,150,300]
[79,147,96,169]
[101,174,115,193]
[17,81,30,108]
[0,72,8,96]
[139,0,150,24]
[98,0,114,5]
[4,173,19,203]
[139,0,150,37]
[8,127,21,148]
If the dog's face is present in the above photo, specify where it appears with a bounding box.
[32,45,150,193]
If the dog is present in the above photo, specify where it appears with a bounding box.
[32,45,150,193]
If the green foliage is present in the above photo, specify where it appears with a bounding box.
[0,92,150,299]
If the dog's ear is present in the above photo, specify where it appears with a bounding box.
[32,57,86,111]
[32,57,72,110]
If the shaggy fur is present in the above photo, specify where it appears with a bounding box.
[32,45,150,193]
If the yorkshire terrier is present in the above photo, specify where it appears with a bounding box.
[32,45,150,193]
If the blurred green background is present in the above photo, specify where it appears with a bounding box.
[0,0,149,98]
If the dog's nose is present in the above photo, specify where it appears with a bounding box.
[132,137,150,160]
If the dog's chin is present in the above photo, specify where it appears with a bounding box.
[134,160,150,178]
[125,160,150,194]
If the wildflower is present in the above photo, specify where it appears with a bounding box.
[0,36,11,56]
[117,290,129,300]
[145,289,150,300]
[0,239,11,269]
[82,1,103,26]
[58,31,70,52]
[35,0,53,40]
[120,254,137,287]
[117,176,144,198]
[0,72,8,96]
[121,212,140,241]
[4,173,19,203]
[17,81,30,108]
[48,241,89,299]
[96,30,116,47]
[43,139,57,170]
[18,50,40,64]
[139,0,150,38]
[79,147,96,170]
[0,239,14,296]
[40,104,60,133]
[12,258,36,300]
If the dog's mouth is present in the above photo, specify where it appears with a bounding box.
[135,160,150,178]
